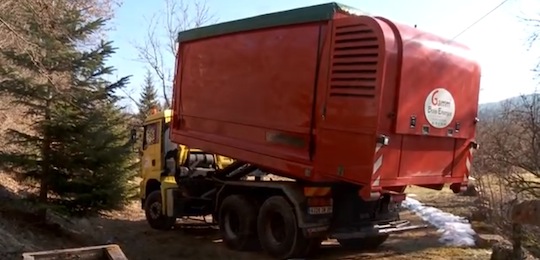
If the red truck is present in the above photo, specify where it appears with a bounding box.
[149,2,480,259]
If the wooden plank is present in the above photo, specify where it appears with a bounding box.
[22,244,128,260]
[106,245,129,260]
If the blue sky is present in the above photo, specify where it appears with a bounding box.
[106,0,539,112]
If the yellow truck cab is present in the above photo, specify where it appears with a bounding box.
[138,108,233,230]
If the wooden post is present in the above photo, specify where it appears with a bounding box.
[510,223,524,260]
[505,199,540,260]
[510,200,540,226]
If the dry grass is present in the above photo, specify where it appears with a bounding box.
[473,172,540,258]
[405,185,477,217]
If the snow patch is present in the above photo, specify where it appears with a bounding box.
[402,197,476,247]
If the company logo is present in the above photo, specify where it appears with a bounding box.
[424,88,455,129]
[431,90,439,105]
[431,90,452,107]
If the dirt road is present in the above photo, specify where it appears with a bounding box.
[85,201,492,260]
[1,172,493,260]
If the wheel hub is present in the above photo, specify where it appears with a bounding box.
[149,201,162,219]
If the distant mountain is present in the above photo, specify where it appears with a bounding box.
[478,100,504,120]
[477,94,539,120]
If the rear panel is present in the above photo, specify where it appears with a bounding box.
[314,15,480,191]
[392,24,480,139]
[373,18,480,187]
[392,22,480,184]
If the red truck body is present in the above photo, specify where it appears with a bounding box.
[170,3,481,197]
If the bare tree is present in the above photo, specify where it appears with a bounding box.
[0,0,121,49]
[475,11,540,259]
[134,0,215,108]
[473,93,540,258]
[476,95,540,197]
[524,10,540,82]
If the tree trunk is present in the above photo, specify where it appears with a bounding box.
[511,224,524,260]
[39,176,48,201]
[39,87,53,202]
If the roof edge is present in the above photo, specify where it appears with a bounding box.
[177,2,366,43]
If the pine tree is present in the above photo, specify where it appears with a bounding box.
[48,84,139,215]
[0,3,85,201]
[0,3,137,216]
[137,70,161,124]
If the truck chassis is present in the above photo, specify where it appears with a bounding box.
[143,160,427,259]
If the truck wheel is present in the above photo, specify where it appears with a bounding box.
[144,190,176,230]
[338,234,389,250]
[218,194,259,251]
[257,196,319,259]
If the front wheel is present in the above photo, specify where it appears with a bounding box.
[257,196,320,259]
[144,190,176,230]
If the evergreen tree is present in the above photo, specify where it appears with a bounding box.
[48,87,139,215]
[0,3,137,216]
[137,70,161,124]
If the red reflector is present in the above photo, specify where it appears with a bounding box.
[304,187,331,197]
[307,197,332,207]
[391,193,406,202]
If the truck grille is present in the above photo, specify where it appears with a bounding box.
[329,23,379,99]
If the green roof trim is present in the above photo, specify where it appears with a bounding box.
[177,2,367,43]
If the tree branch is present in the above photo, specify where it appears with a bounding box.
[132,0,215,108]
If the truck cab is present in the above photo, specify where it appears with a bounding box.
[138,108,233,230]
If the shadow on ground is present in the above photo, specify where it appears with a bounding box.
[90,215,452,260]
[0,184,82,259]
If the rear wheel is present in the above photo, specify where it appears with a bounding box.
[338,234,389,250]
[218,194,259,251]
[257,196,320,259]
[144,190,176,230]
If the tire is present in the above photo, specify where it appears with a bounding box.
[144,190,176,230]
[257,196,320,259]
[218,194,259,251]
[299,237,322,257]
[338,234,389,250]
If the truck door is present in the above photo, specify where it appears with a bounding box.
[142,120,163,176]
